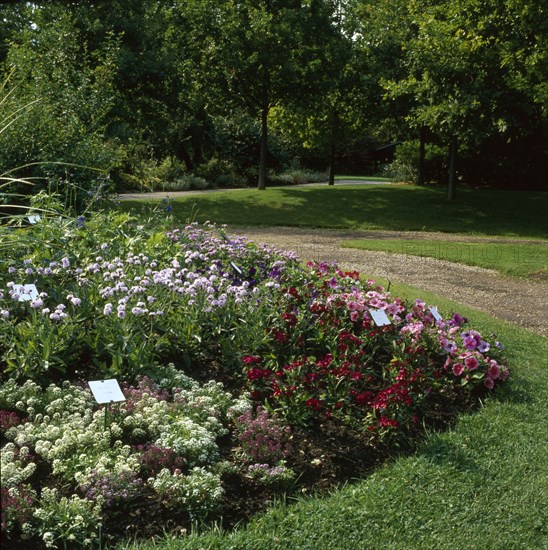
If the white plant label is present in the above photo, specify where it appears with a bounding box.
[230,261,244,276]
[88,379,126,404]
[370,308,391,326]
[13,284,39,302]
[429,306,443,321]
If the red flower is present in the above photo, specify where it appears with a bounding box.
[282,312,298,326]
[355,391,374,406]
[305,398,323,411]
[378,416,399,428]
[270,328,287,343]
[247,367,271,380]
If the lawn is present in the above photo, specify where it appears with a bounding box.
[343,239,548,278]
[120,184,548,239]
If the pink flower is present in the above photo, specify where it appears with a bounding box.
[464,356,479,371]
[452,363,465,376]
[484,377,495,389]
[487,362,500,380]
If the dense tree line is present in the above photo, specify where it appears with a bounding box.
[1,0,546,203]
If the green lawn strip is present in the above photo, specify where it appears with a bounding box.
[121,287,548,550]
[119,185,548,239]
[334,175,393,182]
[342,239,548,278]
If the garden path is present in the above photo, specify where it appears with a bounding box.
[231,226,548,336]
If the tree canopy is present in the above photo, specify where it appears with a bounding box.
[1,0,546,200]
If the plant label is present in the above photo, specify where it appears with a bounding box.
[13,284,39,302]
[370,308,391,326]
[230,261,244,276]
[88,379,126,404]
[28,215,41,224]
[429,306,443,321]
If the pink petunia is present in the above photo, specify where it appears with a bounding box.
[484,377,495,389]
[464,356,480,371]
[487,362,500,380]
[452,363,465,376]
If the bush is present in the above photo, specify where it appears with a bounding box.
[384,140,447,183]
[269,169,326,186]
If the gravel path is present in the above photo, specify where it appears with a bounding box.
[230,226,548,336]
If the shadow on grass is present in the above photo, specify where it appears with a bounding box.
[121,185,548,238]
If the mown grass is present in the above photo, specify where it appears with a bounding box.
[343,239,548,278]
[120,184,548,239]
[121,284,548,550]
[334,175,393,182]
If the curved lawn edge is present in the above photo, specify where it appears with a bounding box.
[342,238,548,279]
[120,286,548,550]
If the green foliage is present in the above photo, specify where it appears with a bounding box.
[0,6,124,208]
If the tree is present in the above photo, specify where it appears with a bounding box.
[360,0,548,195]
[181,0,315,189]
[1,4,121,206]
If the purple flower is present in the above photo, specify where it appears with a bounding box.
[443,341,458,354]
[478,340,490,353]
[463,336,478,350]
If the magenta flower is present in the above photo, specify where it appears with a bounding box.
[464,356,479,371]
[452,363,465,376]
[487,362,500,380]
[484,377,495,390]
[463,336,477,350]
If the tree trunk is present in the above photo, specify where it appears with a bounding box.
[258,106,268,190]
[418,126,426,185]
[447,135,458,200]
[175,143,193,172]
[328,109,338,186]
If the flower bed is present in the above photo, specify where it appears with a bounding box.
[0,213,509,548]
